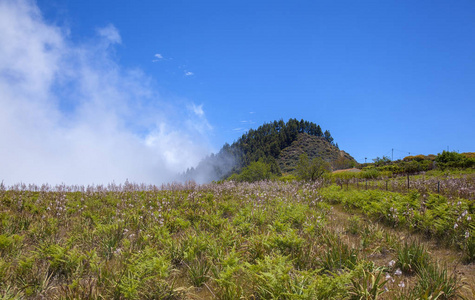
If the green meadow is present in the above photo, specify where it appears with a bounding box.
[0,177,473,299]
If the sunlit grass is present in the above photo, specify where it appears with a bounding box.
[0,180,469,298]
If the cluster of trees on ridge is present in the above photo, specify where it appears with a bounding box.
[183,119,339,182]
[226,118,335,168]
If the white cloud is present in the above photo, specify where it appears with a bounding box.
[184,71,194,76]
[185,103,212,135]
[97,24,121,44]
[190,103,204,117]
[152,53,163,62]
[0,0,212,186]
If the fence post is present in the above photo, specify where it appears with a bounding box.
[437,181,440,194]
[407,174,410,190]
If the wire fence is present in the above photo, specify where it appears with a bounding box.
[333,175,475,200]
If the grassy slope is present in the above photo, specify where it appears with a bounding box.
[0,180,471,299]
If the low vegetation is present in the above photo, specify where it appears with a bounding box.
[360,151,475,175]
[0,178,472,299]
[320,185,474,262]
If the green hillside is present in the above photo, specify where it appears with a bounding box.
[184,119,356,182]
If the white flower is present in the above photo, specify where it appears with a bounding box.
[454,223,458,229]
[394,268,402,276]
[465,231,470,239]
[385,273,394,283]
[398,281,405,288]
[388,260,396,267]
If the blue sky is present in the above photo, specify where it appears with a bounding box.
[1,0,474,184]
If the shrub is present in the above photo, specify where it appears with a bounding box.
[359,168,380,179]
[322,232,358,271]
[186,257,212,287]
[410,263,463,299]
[436,150,475,170]
[229,159,275,182]
[296,153,331,181]
[395,241,431,275]
[349,264,388,300]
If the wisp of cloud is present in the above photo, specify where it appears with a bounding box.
[0,0,212,186]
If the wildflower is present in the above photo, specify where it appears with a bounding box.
[394,268,402,276]
[385,273,394,283]
[454,223,458,229]
[465,231,470,239]
[398,281,405,288]
[388,260,395,267]
[467,215,472,221]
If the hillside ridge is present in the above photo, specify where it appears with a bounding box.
[183,118,356,183]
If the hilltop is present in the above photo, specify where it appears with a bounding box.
[184,119,356,183]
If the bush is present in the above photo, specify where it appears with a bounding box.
[436,151,475,170]
[296,153,331,181]
[372,156,391,167]
[359,168,380,179]
[395,241,431,275]
[229,160,270,182]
